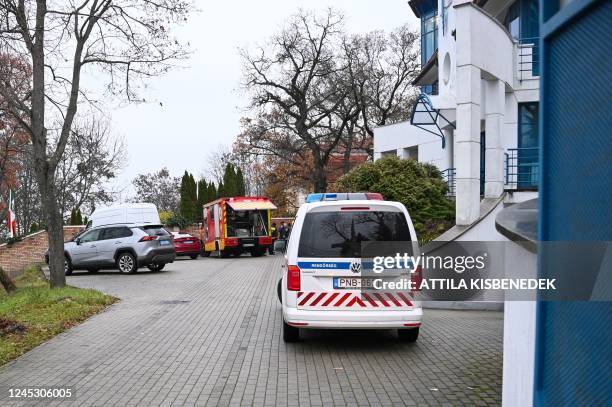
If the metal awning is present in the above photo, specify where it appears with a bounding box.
[410,93,455,149]
[227,200,277,211]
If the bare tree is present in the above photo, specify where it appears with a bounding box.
[345,25,420,142]
[240,9,349,193]
[0,0,192,287]
[55,118,126,218]
[132,167,180,212]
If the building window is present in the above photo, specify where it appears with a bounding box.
[381,150,398,158]
[504,0,540,76]
[421,81,439,96]
[517,102,539,189]
[421,10,438,66]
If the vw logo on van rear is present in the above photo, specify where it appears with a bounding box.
[350,260,362,274]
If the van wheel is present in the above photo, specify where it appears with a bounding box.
[117,252,137,273]
[283,321,300,342]
[277,278,282,304]
[398,328,419,343]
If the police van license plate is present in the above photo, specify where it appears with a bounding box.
[333,277,376,289]
[160,240,170,246]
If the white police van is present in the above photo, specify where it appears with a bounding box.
[279,192,423,342]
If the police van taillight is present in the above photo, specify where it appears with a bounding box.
[287,265,301,291]
[411,265,423,292]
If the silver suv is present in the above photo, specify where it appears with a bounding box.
[57,224,176,275]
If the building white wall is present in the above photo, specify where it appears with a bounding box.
[373,121,452,171]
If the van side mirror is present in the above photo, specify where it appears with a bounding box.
[75,238,81,245]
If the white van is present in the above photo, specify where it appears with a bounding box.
[86,203,161,229]
[279,193,423,342]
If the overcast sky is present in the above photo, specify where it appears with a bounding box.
[110,0,418,200]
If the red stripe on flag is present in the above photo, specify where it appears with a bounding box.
[374,293,390,307]
[334,293,351,307]
[298,292,315,306]
[386,293,402,307]
[397,292,413,307]
[322,292,339,306]
[362,293,379,307]
[309,293,327,306]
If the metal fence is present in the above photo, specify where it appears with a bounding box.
[518,37,540,81]
[442,168,456,197]
[504,147,539,190]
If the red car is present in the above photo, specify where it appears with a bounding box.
[171,233,202,259]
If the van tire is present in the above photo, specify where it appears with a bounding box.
[283,321,300,342]
[277,278,282,304]
[398,328,419,342]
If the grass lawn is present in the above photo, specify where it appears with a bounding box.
[0,266,116,366]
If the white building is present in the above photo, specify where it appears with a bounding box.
[374,2,544,404]
[374,0,540,235]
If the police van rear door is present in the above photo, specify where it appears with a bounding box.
[296,203,416,310]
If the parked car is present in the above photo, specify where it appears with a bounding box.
[279,192,422,343]
[171,232,202,259]
[47,224,176,275]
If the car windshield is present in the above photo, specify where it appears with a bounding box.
[298,210,411,258]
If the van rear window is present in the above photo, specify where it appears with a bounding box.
[297,211,411,258]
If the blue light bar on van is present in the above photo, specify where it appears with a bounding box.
[306,192,383,203]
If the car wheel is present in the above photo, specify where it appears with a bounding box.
[147,263,165,272]
[398,327,419,343]
[117,252,137,274]
[190,254,198,260]
[277,278,282,304]
[64,256,73,276]
[283,320,300,342]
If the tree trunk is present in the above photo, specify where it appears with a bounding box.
[39,170,66,288]
[312,161,328,193]
[0,267,17,293]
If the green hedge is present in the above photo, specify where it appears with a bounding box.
[334,156,455,243]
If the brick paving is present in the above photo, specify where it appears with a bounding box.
[0,255,503,406]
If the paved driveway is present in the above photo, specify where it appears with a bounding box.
[0,256,502,406]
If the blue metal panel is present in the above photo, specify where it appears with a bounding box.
[536,0,612,405]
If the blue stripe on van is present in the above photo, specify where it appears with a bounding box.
[297,262,351,270]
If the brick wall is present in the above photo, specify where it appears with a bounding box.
[0,226,83,278]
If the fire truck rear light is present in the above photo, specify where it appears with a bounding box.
[366,192,384,200]
[411,265,423,292]
[139,236,157,242]
[258,236,272,245]
[224,237,239,247]
[287,265,301,291]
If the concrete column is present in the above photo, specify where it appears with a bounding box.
[484,79,506,198]
[455,65,481,225]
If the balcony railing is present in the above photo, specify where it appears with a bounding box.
[517,37,540,80]
[504,148,539,190]
[442,168,456,197]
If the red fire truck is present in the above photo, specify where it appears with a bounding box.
[202,197,277,257]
